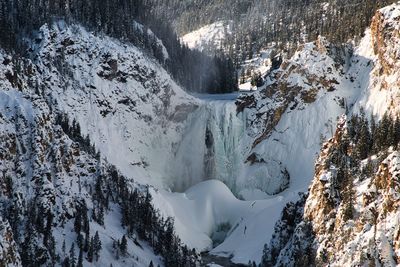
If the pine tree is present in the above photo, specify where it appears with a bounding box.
[62,240,66,258]
[74,208,82,234]
[378,112,391,149]
[355,115,370,160]
[62,257,70,267]
[120,235,128,256]
[84,231,90,253]
[87,236,93,262]
[69,243,76,267]
[93,231,102,261]
[393,116,400,148]
[370,114,377,152]
[77,248,83,267]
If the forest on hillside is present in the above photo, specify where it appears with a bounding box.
[150,0,397,64]
[0,0,237,93]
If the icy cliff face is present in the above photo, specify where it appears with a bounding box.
[234,37,360,197]
[168,96,292,196]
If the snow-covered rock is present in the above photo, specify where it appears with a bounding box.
[354,3,400,118]
[236,36,356,196]
[259,4,400,264]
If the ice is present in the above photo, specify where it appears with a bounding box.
[168,97,248,193]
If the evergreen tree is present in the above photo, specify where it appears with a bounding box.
[393,116,400,147]
[120,235,128,256]
[355,115,370,160]
[77,248,83,267]
[93,231,102,261]
[69,243,76,267]
[370,114,377,153]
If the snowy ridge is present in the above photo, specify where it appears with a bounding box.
[237,37,357,195]
[304,121,400,266]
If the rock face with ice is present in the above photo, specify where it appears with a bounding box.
[258,4,400,266]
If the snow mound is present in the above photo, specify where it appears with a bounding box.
[152,179,295,264]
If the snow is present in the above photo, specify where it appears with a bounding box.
[29,21,199,190]
[325,150,400,266]
[238,81,255,92]
[239,49,275,91]
[352,5,400,119]
[24,21,360,264]
[155,30,396,264]
[23,21,385,265]
[133,21,169,60]
[0,79,162,266]
[181,21,232,52]
[152,180,296,263]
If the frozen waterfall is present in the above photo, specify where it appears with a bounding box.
[169,98,248,193]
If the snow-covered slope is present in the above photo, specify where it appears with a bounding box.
[0,21,200,267]
[151,179,296,264]
[149,34,374,264]
[181,21,232,52]
[235,37,356,196]
[27,21,199,189]
[0,79,163,266]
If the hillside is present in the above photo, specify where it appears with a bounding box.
[155,0,396,65]
[260,3,400,266]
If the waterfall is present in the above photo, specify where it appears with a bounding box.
[169,99,247,193]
